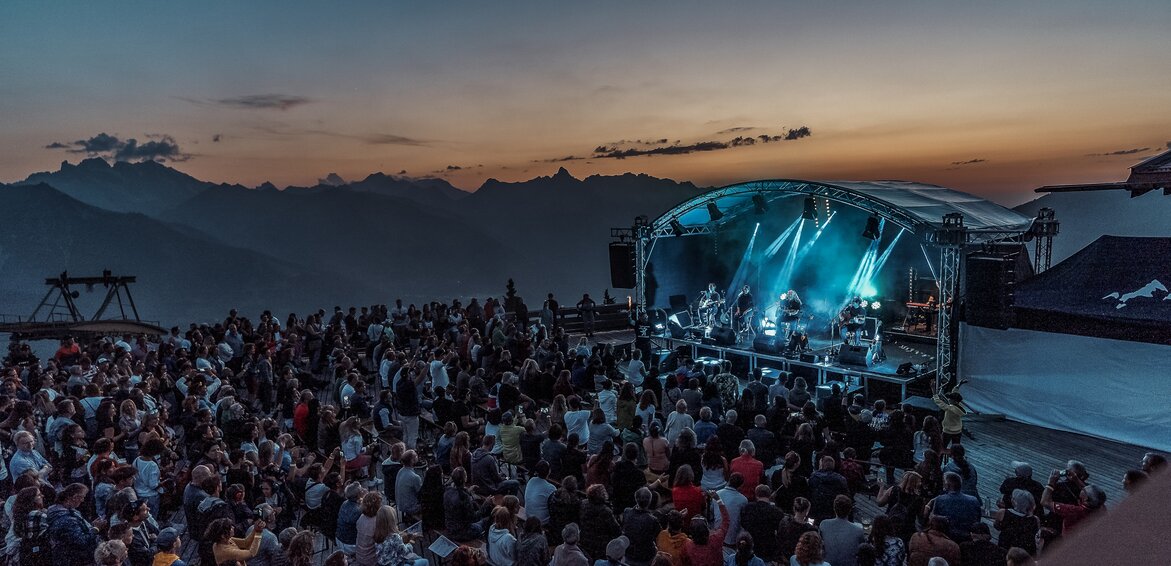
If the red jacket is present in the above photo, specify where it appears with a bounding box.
[731,455,764,499]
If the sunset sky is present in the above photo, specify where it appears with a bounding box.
[2,1,1169,205]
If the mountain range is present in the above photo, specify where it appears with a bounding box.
[3,160,704,325]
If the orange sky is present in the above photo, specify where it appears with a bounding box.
[2,2,1169,206]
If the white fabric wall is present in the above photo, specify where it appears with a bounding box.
[958,324,1171,453]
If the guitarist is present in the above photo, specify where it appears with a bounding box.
[838,297,866,345]
[697,283,723,326]
[733,285,755,335]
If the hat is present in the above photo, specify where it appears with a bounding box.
[605,536,630,560]
[156,527,180,550]
[1011,461,1033,478]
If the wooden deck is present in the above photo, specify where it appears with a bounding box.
[854,415,1152,520]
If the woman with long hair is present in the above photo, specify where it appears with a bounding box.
[549,394,568,429]
[877,470,925,542]
[915,449,944,499]
[450,431,472,476]
[117,399,142,461]
[699,435,728,490]
[203,517,263,566]
[791,423,817,478]
[771,451,810,513]
[914,415,944,464]
[616,382,637,430]
[12,486,49,566]
[375,505,428,566]
[585,440,616,492]
[285,530,315,566]
[868,514,907,566]
[670,464,704,522]
[636,389,659,429]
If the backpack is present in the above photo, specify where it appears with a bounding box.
[191,498,228,542]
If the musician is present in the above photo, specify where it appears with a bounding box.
[780,290,803,322]
[698,283,722,325]
[839,296,866,345]
[734,285,755,335]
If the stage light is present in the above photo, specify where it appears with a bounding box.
[860,300,869,308]
[752,193,768,214]
[871,301,881,310]
[802,197,818,220]
[861,282,878,297]
[862,215,881,240]
[706,201,724,222]
[670,218,685,236]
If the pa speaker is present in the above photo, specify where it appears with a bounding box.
[837,343,874,367]
[609,242,636,289]
[753,334,781,354]
[706,325,736,346]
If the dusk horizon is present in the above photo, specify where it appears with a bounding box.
[4,1,1170,206]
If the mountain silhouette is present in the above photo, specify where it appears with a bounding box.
[19,158,212,215]
[2,160,707,324]
[0,183,379,325]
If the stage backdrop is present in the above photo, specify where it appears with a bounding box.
[958,324,1171,453]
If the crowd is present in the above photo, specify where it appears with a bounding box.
[0,295,1164,566]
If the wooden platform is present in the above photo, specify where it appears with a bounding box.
[854,415,1152,520]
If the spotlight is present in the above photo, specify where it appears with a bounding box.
[871,301,881,310]
[706,201,724,222]
[860,300,869,309]
[802,197,818,220]
[862,215,881,240]
[670,218,685,236]
[752,193,768,214]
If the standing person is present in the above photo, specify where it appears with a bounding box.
[395,366,424,449]
[577,294,597,338]
[932,379,968,446]
[738,485,784,563]
[545,293,561,331]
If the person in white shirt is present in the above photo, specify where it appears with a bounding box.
[429,350,451,391]
[597,380,618,424]
[624,351,647,388]
[664,400,695,445]
[524,461,557,525]
[562,397,592,448]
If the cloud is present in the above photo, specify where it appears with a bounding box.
[716,126,757,134]
[445,165,462,171]
[587,126,813,160]
[360,133,426,146]
[44,132,189,162]
[397,169,407,175]
[1086,147,1151,156]
[213,94,314,111]
[114,136,187,162]
[950,158,987,165]
[318,173,346,186]
[212,134,222,143]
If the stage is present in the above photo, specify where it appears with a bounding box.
[654,330,938,401]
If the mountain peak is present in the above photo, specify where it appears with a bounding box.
[77,157,111,169]
[553,167,575,181]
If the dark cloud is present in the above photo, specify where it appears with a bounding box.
[716,126,757,134]
[214,94,314,111]
[1086,147,1151,156]
[318,173,346,186]
[114,136,187,162]
[950,158,987,165]
[587,126,812,160]
[361,133,426,146]
[397,169,407,175]
[212,134,222,143]
[445,165,462,171]
[784,126,812,140]
[45,132,189,162]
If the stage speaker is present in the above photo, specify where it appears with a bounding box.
[753,334,781,354]
[837,343,875,367]
[669,294,689,312]
[896,362,916,375]
[667,319,686,339]
[609,242,636,289]
[705,325,736,346]
[792,352,819,381]
[964,245,1033,329]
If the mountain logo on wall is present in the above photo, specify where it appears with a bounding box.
[1102,279,1170,309]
